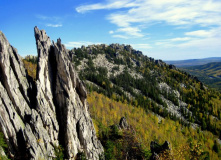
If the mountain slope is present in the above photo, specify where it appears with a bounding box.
[182,62,221,90]
[88,91,220,159]
[69,44,221,138]
[166,57,221,67]
[21,54,221,159]
[23,43,221,159]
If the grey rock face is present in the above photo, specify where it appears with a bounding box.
[150,141,171,160]
[119,117,129,130]
[0,27,103,159]
[169,64,176,70]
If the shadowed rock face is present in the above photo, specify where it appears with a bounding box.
[150,141,171,160]
[119,117,129,130]
[0,27,103,160]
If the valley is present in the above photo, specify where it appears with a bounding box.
[182,62,221,91]
[166,57,221,68]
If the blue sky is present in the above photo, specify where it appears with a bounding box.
[1,0,221,60]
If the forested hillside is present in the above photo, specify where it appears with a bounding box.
[69,44,221,138]
[88,91,220,159]
[182,62,221,91]
[22,43,221,159]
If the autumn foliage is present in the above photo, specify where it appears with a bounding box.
[88,91,220,159]
[23,59,37,80]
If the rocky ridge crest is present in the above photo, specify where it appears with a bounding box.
[0,27,103,159]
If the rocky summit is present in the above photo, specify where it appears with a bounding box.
[0,27,103,159]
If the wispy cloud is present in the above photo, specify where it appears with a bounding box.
[178,37,221,49]
[109,30,114,34]
[179,27,221,48]
[154,37,192,47]
[112,34,129,39]
[36,15,63,27]
[116,27,144,38]
[76,0,221,41]
[155,27,221,49]
[64,41,101,48]
[106,0,221,29]
[110,27,144,39]
[185,29,216,37]
[76,0,137,13]
[170,37,192,42]
[46,24,62,27]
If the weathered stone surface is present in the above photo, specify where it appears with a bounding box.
[0,27,103,160]
[155,60,164,67]
[119,117,129,130]
[150,141,171,160]
[0,146,6,157]
[169,64,176,70]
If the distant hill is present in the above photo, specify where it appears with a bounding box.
[166,57,221,67]
[182,62,221,90]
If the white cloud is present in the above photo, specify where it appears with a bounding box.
[175,27,221,48]
[64,41,101,48]
[36,15,63,28]
[116,27,144,37]
[177,36,221,49]
[76,0,138,13]
[170,37,192,42]
[76,0,221,56]
[155,27,221,49]
[109,30,114,34]
[77,0,221,39]
[112,34,129,39]
[185,29,216,37]
[46,24,62,28]
[107,1,221,28]
[155,37,192,46]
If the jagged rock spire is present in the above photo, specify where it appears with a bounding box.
[0,27,103,159]
[34,26,103,159]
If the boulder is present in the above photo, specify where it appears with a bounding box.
[150,141,171,160]
[119,117,129,130]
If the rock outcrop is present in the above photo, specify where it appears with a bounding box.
[0,27,103,159]
[119,117,129,130]
[150,141,171,160]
